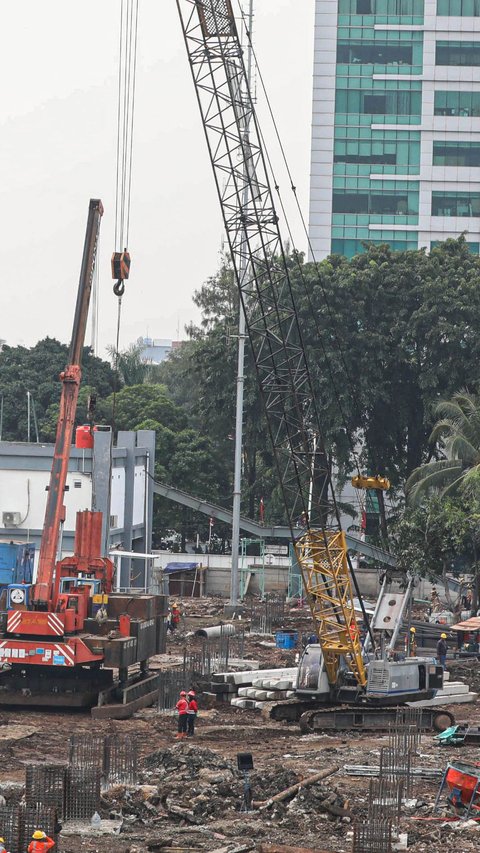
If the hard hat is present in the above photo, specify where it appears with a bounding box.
[410,627,416,633]
[33,831,46,840]
[441,632,447,639]
[188,690,195,696]
[0,838,5,843]
[180,690,187,696]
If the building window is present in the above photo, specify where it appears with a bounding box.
[339,0,423,13]
[436,41,480,66]
[433,142,480,167]
[437,0,480,14]
[331,236,417,257]
[336,89,421,117]
[434,90,480,117]
[432,192,480,216]
[337,41,414,65]
[333,190,416,215]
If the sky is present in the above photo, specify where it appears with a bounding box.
[0,1,315,357]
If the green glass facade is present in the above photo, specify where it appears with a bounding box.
[331,4,422,256]
[310,2,480,259]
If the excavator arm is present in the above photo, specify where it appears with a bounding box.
[32,199,103,607]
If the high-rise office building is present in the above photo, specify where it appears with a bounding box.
[309,0,480,259]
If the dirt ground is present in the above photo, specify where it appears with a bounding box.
[1,597,480,853]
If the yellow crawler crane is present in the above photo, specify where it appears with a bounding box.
[177,0,454,734]
[295,529,367,689]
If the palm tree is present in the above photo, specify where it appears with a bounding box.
[107,342,150,387]
[406,390,480,505]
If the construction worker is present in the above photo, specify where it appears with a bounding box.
[436,633,448,669]
[406,626,417,657]
[187,690,198,737]
[175,690,188,738]
[0,836,10,853]
[27,830,55,853]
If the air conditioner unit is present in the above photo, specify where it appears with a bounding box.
[3,512,21,527]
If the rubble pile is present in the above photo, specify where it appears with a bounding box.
[100,745,350,837]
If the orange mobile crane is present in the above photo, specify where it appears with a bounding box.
[0,200,166,716]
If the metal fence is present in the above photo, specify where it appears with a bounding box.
[379,746,414,799]
[0,805,57,853]
[26,764,67,818]
[64,767,101,820]
[368,777,403,823]
[157,669,194,710]
[250,594,285,634]
[68,733,138,788]
[353,820,392,852]
[182,629,246,676]
[388,707,423,754]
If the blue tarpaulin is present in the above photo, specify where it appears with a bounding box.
[164,562,198,574]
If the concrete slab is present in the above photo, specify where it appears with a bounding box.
[211,667,297,686]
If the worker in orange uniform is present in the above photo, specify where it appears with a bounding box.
[28,830,55,853]
[175,690,188,738]
[187,689,198,737]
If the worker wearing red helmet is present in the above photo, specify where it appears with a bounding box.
[175,690,188,738]
[27,830,55,853]
[187,690,198,737]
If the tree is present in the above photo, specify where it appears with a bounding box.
[293,237,480,487]
[106,341,150,387]
[98,384,187,433]
[0,338,115,442]
[393,493,480,610]
[405,390,480,505]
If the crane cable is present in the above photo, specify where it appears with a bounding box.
[236,3,387,538]
[112,0,139,426]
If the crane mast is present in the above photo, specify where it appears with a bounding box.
[177,0,367,689]
[33,199,104,607]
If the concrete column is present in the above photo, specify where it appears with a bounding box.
[136,430,156,589]
[117,430,135,589]
[92,427,113,556]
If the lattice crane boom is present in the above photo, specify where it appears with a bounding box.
[177,0,367,688]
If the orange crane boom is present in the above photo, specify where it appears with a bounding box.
[32,199,103,607]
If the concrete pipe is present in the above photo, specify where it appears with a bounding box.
[195,623,236,638]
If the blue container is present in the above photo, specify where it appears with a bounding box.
[275,631,298,649]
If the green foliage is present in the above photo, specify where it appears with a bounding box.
[392,493,480,606]
[99,384,187,433]
[0,338,115,442]
[106,341,150,387]
[406,390,480,505]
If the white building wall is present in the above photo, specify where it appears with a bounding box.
[309,0,339,258]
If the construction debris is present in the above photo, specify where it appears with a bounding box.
[251,767,340,810]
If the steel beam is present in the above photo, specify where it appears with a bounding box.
[152,480,396,566]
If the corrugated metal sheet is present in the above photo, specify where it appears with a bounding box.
[450,616,480,632]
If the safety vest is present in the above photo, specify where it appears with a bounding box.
[187,698,198,714]
[28,839,55,853]
[176,698,188,714]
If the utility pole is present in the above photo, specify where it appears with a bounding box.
[230,0,254,608]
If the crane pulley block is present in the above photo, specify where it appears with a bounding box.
[111,249,131,281]
[351,474,391,491]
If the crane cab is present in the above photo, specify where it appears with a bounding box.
[295,644,330,698]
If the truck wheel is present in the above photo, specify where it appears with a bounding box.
[432,710,455,732]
